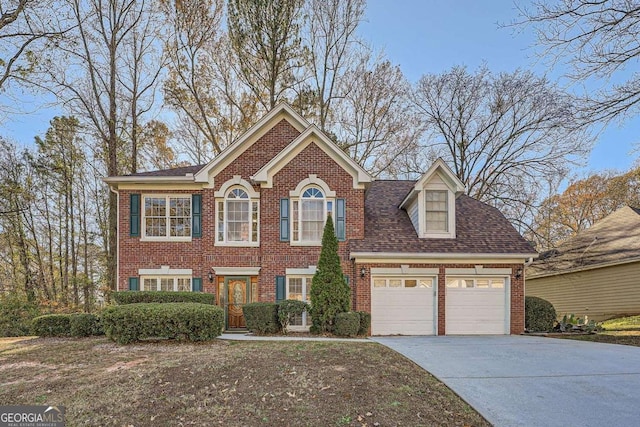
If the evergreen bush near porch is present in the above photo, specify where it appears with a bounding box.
[310,218,351,333]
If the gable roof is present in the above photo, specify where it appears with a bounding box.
[103,164,206,184]
[528,206,640,278]
[251,125,373,189]
[194,102,309,184]
[350,180,536,258]
[399,158,465,209]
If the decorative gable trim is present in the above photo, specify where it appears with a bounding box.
[400,158,465,209]
[194,103,309,186]
[251,125,373,189]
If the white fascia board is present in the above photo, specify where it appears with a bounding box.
[194,103,309,183]
[351,252,538,263]
[103,175,195,185]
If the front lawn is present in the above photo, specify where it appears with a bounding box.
[601,315,640,331]
[0,337,488,426]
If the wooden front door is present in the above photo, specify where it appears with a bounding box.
[224,277,249,329]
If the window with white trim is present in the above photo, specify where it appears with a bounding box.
[446,278,505,289]
[287,276,312,328]
[216,187,259,244]
[143,195,191,239]
[425,190,448,232]
[292,187,333,243]
[141,276,192,291]
[373,277,434,288]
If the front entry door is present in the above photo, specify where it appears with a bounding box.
[224,277,250,329]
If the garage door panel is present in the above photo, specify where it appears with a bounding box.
[446,278,508,335]
[371,280,435,336]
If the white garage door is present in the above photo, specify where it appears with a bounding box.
[445,277,508,335]
[371,277,436,335]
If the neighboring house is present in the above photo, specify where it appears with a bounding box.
[104,103,536,335]
[527,206,640,321]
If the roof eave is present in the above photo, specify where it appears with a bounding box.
[103,175,196,185]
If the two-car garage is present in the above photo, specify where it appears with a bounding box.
[370,268,511,336]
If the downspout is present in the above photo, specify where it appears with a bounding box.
[109,185,120,292]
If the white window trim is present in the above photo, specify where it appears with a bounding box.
[444,276,507,289]
[140,275,193,292]
[290,176,336,246]
[286,275,313,331]
[215,179,260,247]
[419,180,456,239]
[141,194,192,242]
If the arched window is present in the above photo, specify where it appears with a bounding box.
[292,186,333,243]
[216,186,259,244]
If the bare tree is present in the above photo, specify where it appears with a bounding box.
[516,0,640,126]
[333,51,420,177]
[412,65,593,227]
[41,0,163,290]
[227,0,304,110]
[0,0,68,91]
[304,0,365,131]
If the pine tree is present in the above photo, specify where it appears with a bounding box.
[310,217,351,333]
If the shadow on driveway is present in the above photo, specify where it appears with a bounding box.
[371,335,640,427]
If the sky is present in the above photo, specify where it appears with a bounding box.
[358,0,640,176]
[2,0,638,177]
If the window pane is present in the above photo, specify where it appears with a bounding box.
[492,279,505,289]
[288,278,303,300]
[463,279,474,288]
[143,278,156,291]
[446,279,459,288]
[419,279,433,288]
[226,200,250,242]
[177,278,191,291]
[405,279,417,288]
[389,279,402,288]
[217,201,224,242]
[170,217,191,237]
[252,202,258,242]
[145,217,166,237]
[373,279,386,288]
[425,190,448,232]
[160,278,173,291]
[292,201,299,241]
[477,279,490,289]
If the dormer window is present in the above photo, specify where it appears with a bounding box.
[425,190,448,232]
[399,158,465,240]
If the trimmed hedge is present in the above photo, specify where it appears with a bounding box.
[31,314,71,337]
[101,303,223,344]
[0,294,41,337]
[525,296,557,332]
[112,291,215,305]
[334,312,360,337]
[243,302,280,335]
[356,311,371,336]
[69,313,103,337]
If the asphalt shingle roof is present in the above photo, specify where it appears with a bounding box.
[528,206,640,276]
[350,180,535,255]
[123,164,207,177]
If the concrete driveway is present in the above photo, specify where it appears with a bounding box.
[371,335,640,427]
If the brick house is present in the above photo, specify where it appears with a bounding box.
[104,103,536,335]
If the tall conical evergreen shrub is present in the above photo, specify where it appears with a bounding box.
[310,217,351,333]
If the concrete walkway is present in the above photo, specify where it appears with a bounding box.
[371,335,640,427]
[218,333,370,342]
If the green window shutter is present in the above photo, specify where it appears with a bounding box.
[192,194,202,238]
[130,193,141,237]
[192,277,202,292]
[128,277,139,291]
[280,199,289,241]
[336,198,346,241]
[276,275,286,302]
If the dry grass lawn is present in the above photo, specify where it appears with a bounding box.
[556,330,640,347]
[0,337,488,427]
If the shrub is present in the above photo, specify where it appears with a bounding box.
[356,311,371,336]
[112,291,215,305]
[69,313,103,337]
[334,312,360,337]
[243,302,280,335]
[0,293,41,337]
[31,314,72,337]
[277,299,308,332]
[101,303,223,344]
[310,219,351,333]
[525,296,556,332]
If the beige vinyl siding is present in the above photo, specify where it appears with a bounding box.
[526,261,640,321]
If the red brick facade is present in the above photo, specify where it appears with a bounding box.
[112,108,529,335]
